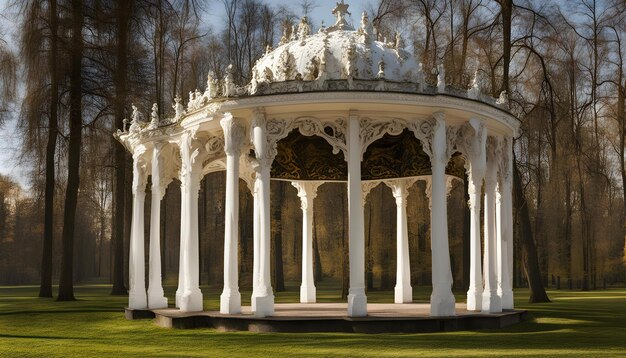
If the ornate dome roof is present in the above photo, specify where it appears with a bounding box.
[172,1,507,117]
[247,1,424,95]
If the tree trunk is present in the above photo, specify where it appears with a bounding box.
[366,198,373,290]
[312,210,322,283]
[39,0,59,298]
[513,157,550,303]
[341,187,348,299]
[500,0,512,94]
[111,0,132,296]
[57,0,83,301]
[618,79,626,265]
[272,182,285,292]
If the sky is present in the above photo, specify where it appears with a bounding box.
[205,0,368,31]
[0,0,28,188]
[0,0,373,189]
[0,0,370,190]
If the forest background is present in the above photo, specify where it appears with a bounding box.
[0,0,623,302]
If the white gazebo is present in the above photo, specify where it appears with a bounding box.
[116,1,518,320]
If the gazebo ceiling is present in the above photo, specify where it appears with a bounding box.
[270,129,466,181]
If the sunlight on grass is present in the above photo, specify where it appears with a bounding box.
[1,285,625,357]
[533,317,592,325]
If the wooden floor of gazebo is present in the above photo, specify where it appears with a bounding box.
[126,303,527,333]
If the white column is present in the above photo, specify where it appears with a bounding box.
[429,112,456,317]
[251,109,275,317]
[179,132,204,312]
[148,143,168,309]
[466,121,486,311]
[386,179,413,303]
[499,137,514,309]
[347,111,367,317]
[129,150,148,310]
[292,181,320,303]
[251,177,261,312]
[175,177,187,309]
[482,137,502,313]
[220,114,245,314]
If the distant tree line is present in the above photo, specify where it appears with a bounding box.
[0,0,623,304]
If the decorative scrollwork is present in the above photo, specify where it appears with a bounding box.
[131,145,150,194]
[179,130,208,192]
[497,136,512,185]
[407,117,435,159]
[446,125,461,160]
[361,181,380,204]
[152,142,180,199]
[360,117,407,159]
[254,114,348,168]
[202,135,226,169]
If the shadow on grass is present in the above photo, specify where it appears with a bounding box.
[1,284,625,356]
[0,333,89,340]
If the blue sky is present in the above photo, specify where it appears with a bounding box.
[0,0,370,189]
[0,0,27,188]
[205,0,368,31]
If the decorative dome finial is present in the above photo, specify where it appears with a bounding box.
[329,0,353,31]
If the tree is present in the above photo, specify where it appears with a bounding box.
[38,0,59,299]
[0,25,16,125]
[110,0,133,296]
[57,0,83,301]
[501,0,549,302]
[271,181,285,292]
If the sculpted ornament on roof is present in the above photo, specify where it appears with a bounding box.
[116,1,511,137]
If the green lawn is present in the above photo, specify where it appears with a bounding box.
[1,282,625,357]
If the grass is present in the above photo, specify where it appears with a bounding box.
[1,281,625,357]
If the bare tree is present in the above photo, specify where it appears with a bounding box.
[57,0,84,301]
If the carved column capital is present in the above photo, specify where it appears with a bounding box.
[132,146,149,194]
[430,112,449,166]
[151,142,178,200]
[221,113,247,157]
[291,181,321,211]
[384,178,417,206]
[497,136,513,186]
[179,130,207,193]
[485,136,499,188]
[251,108,283,169]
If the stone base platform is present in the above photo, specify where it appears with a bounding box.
[124,307,155,320]
[127,303,527,333]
